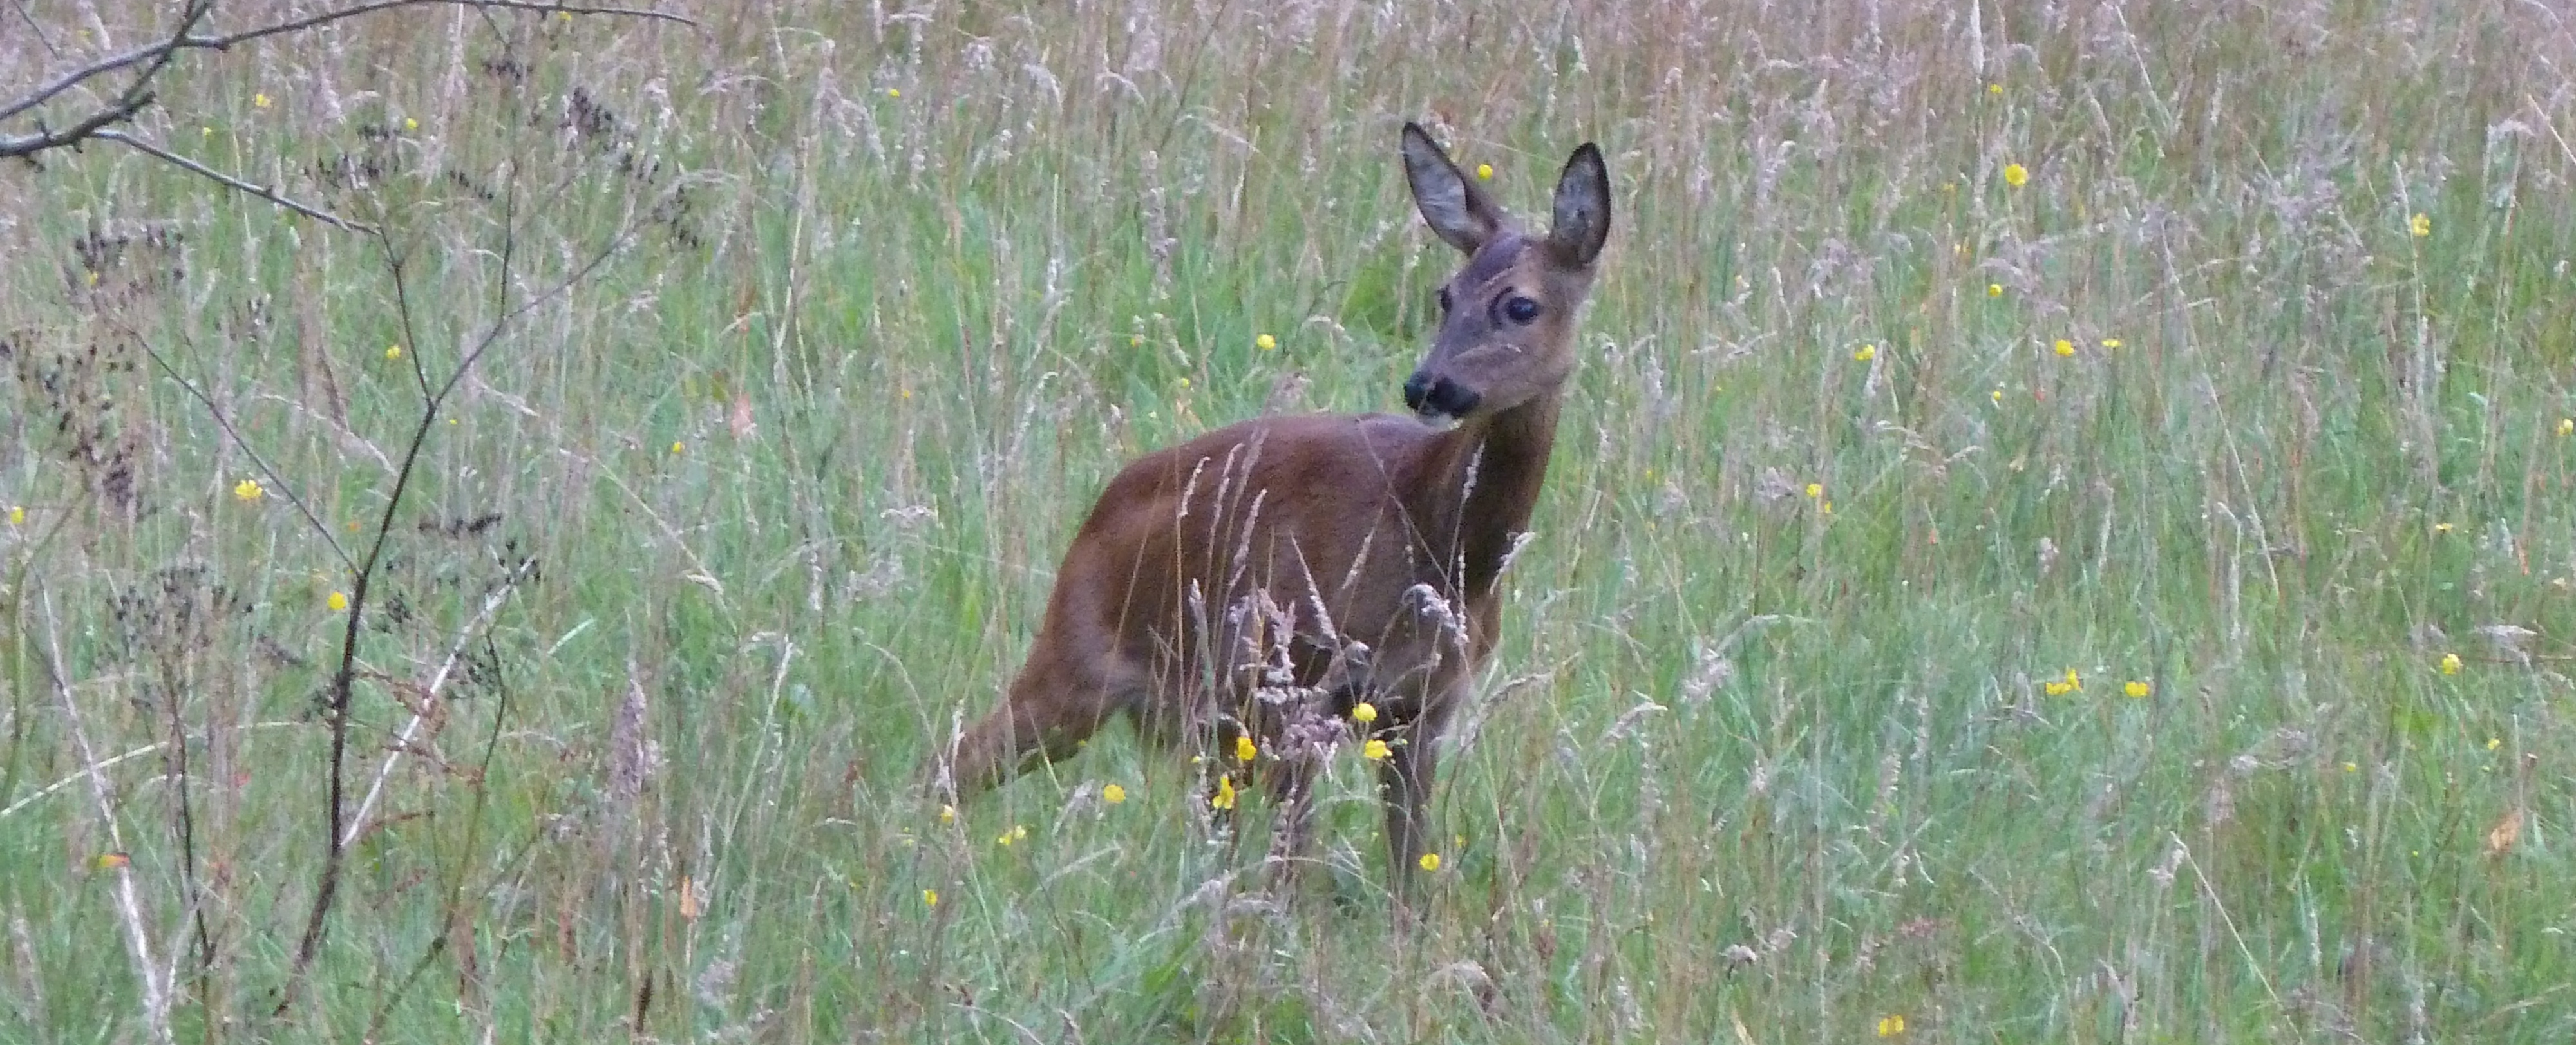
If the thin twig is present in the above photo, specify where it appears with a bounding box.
[9,0,63,60]
[37,587,173,1045]
[0,742,168,821]
[131,335,357,574]
[92,129,376,232]
[0,723,308,822]
[154,648,218,975]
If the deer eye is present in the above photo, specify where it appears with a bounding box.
[1503,296,1542,325]
[1437,288,1454,314]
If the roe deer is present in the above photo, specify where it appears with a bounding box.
[936,123,1610,892]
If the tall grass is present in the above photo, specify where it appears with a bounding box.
[4,0,2574,1039]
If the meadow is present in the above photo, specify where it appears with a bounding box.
[4,0,2575,1040]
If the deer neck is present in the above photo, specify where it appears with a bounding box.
[1425,390,1563,601]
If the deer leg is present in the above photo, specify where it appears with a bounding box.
[1262,754,1318,894]
[1378,678,1462,906]
[1378,728,1440,899]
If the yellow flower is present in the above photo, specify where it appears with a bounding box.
[922,888,938,907]
[1475,164,1493,181]
[2557,418,2573,437]
[232,479,263,502]
[328,591,348,612]
[938,804,956,825]
[1363,739,1392,760]
[2409,212,2430,238]
[2487,737,2502,751]
[1235,735,1258,762]
[2044,681,2070,697]
[2343,762,2358,773]
[2439,652,2461,675]
[886,88,900,99]
[671,441,685,455]
[385,344,402,361]
[1991,387,2004,404]
[996,824,1027,846]
[1806,483,1823,499]
[1879,1014,1907,1037]
[2063,668,2081,691]
[6,506,21,525]
[1987,82,2004,96]
[1853,343,1877,362]
[2054,339,2075,357]
[1987,283,2003,298]
[2101,338,2123,349]
[1417,852,1441,872]
[1102,783,1126,804]
[2124,680,2150,698]
[1350,702,1378,724]
[403,117,417,132]
[1210,774,1237,811]
[1256,333,1276,351]
[2003,162,2029,188]
[2434,522,2454,534]
[253,93,272,109]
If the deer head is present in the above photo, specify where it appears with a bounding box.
[1398,124,1611,424]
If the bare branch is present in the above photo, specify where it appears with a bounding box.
[3,0,693,162]
[0,87,154,158]
[92,129,377,232]
[281,37,650,1005]
[0,0,207,158]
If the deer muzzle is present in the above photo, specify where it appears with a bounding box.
[1403,372,1481,420]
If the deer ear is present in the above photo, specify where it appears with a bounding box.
[1546,142,1611,267]
[1402,122,1500,255]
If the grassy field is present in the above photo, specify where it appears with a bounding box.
[5,0,2576,1040]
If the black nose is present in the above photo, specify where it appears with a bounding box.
[1403,373,1481,418]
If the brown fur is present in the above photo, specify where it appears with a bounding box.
[936,124,1611,894]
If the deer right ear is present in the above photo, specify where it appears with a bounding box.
[1402,122,1499,256]
[1546,142,1611,267]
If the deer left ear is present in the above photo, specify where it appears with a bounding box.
[1547,142,1611,267]
[1403,122,1501,256]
